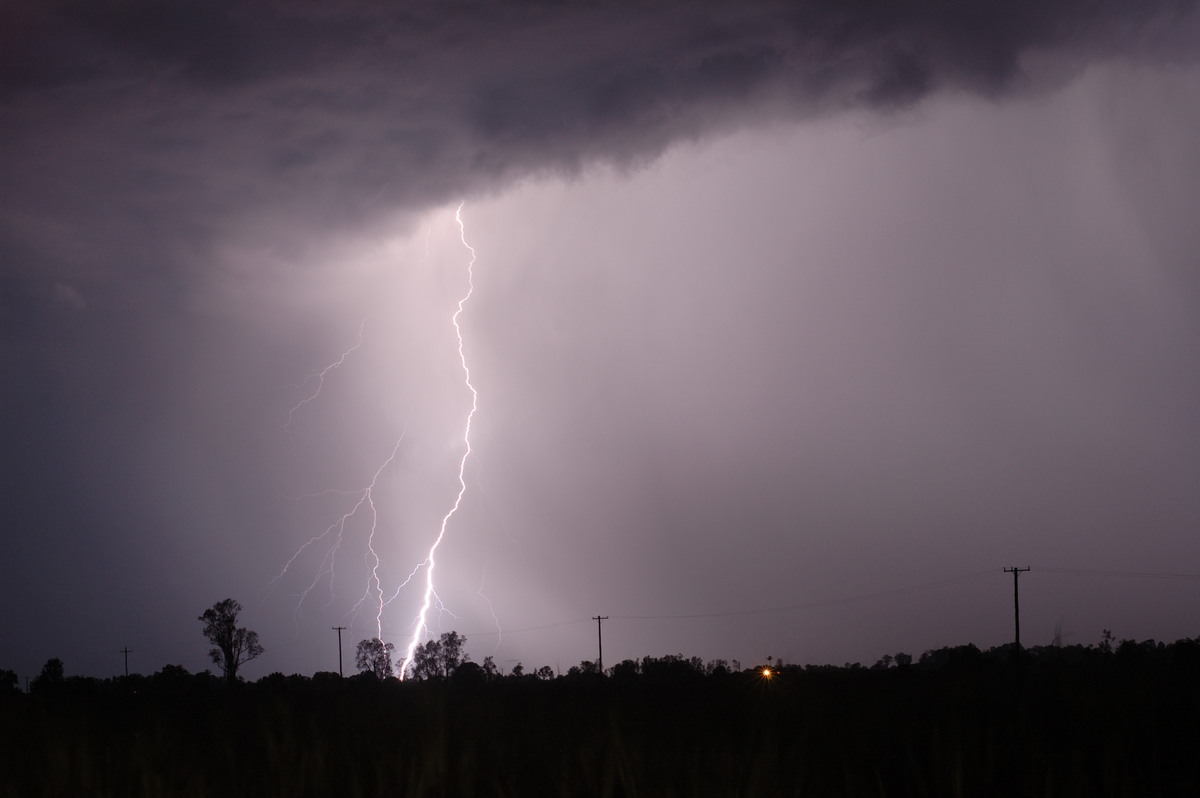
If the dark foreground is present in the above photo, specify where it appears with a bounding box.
[4,642,1200,797]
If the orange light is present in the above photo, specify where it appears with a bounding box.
[761,667,773,678]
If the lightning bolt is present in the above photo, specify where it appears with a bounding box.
[271,204,484,675]
[284,320,366,428]
[349,438,405,640]
[269,434,405,632]
[271,318,398,636]
[398,201,479,679]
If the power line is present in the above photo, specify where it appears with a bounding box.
[1031,566,1200,581]
[456,566,1195,642]
[611,570,998,622]
[456,571,998,639]
[459,618,596,639]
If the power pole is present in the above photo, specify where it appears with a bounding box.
[1003,567,1031,648]
[592,615,608,673]
[332,626,347,676]
[120,648,132,677]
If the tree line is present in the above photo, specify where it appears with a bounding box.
[5,593,1199,693]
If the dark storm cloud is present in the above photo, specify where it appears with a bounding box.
[2,0,1196,299]
[6,0,1191,97]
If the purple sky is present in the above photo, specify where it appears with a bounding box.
[3,1,1200,681]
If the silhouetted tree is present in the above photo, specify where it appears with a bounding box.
[534,665,555,681]
[31,657,64,694]
[148,664,198,694]
[199,598,263,684]
[409,631,467,680]
[0,669,18,695]
[156,663,191,681]
[567,660,600,677]
[452,660,485,686]
[704,658,735,677]
[355,638,394,679]
[640,653,704,682]
[610,659,639,681]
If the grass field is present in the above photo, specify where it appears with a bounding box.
[4,641,1199,797]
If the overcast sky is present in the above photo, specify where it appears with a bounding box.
[3,1,1200,681]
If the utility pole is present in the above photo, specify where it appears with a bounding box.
[1003,567,1031,648]
[592,616,608,673]
[120,648,132,677]
[332,626,347,676]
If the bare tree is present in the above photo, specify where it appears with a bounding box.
[199,598,263,684]
[355,638,394,679]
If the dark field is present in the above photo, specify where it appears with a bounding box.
[4,641,1200,797]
